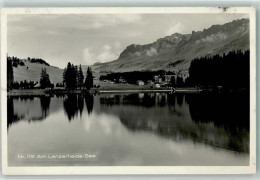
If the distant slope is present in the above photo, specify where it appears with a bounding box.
[92,18,249,75]
[13,59,63,85]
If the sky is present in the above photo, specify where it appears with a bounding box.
[7,13,248,68]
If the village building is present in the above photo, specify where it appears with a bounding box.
[153,75,159,83]
[164,75,176,83]
[155,83,160,88]
[119,77,126,83]
[136,80,144,86]
[153,75,163,83]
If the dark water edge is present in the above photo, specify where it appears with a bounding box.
[7,87,200,96]
[7,92,250,166]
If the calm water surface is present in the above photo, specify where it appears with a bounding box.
[7,93,249,166]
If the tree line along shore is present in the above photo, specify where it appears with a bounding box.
[7,50,250,95]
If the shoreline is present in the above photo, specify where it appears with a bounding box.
[97,88,202,93]
[7,87,201,96]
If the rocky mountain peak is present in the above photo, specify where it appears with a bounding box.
[100,18,249,73]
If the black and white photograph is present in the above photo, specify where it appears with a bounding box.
[1,7,256,174]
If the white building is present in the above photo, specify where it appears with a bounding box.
[155,84,160,88]
[136,80,144,86]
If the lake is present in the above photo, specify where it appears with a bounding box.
[7,92,249,166]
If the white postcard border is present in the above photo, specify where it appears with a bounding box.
[0,7,256,175]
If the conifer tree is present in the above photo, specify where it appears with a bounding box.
[176,76,184,87]
[170,76,175,87]
[40,68,51,88]
[78,65,84,89]
[84,67,93,90]
[63,62,77,90]
[7,58,14,91]
[188,50,249,89]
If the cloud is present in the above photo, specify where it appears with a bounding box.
[82,14,142,29]
[107,14,142,25]
[114,41,121,49]
[84,112,120,135]
[83,42,122,65]
[127,31,142,37]
[8,14,142,35]
[146,47,158,57]
[196,33,227,44]
[83,48,95,64]
[92,22,104,29]
[96,45,118,62]
[165,22,184,35]
[201,36,215,43]
[135,52,141,56]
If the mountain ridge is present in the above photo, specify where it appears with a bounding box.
[92,18,249,75]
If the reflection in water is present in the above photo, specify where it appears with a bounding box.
[7,97,24,129]
[63,94,79,121]
[100,93,157,107]
[186,93,249,130]
[63,94,94,121]
[85,93,94,115]
[7,95,52,129]
[78,95,84,116]
[7,92,249,166]
[40,96,51,118]
[99,93,249,153]
[186,93,249,153]
[176,93,184,107]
